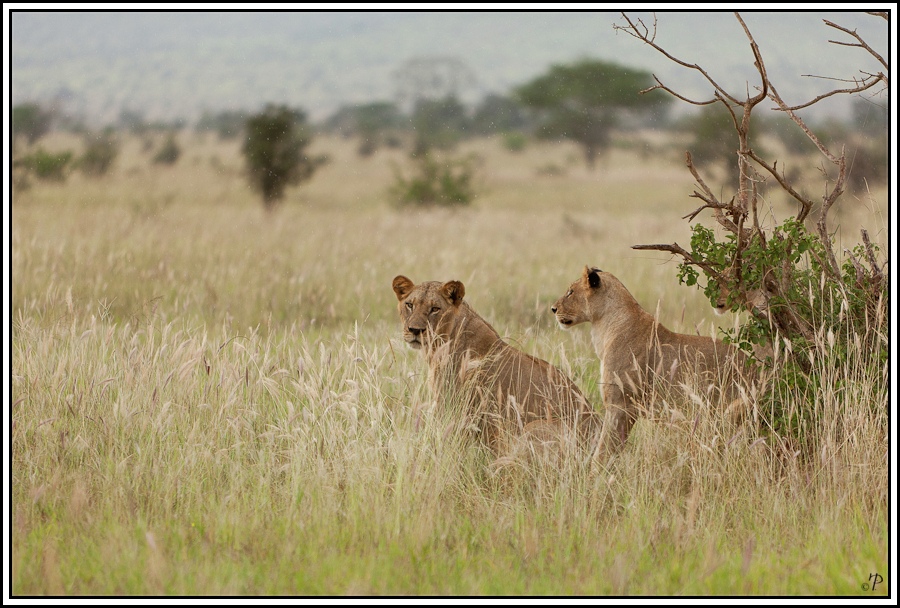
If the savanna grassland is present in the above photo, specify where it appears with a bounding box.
[11,132,889,596]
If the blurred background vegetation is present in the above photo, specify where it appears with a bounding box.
[12,60,888,207]
[11,11,888,206]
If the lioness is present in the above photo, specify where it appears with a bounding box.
[552,266,752,456]
[392,275,601,455]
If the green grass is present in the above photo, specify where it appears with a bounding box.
[11,134,888,596]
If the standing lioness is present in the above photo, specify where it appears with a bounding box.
[393,275,601,454]
[552,267,752,456]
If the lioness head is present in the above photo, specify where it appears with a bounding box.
[552,266,628,328]
[713,284,770,317]
[392,276,466,350]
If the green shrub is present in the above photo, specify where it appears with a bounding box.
[501,131,527,153]
[390,153,479,207]
[153,134,181,165]
[78,134,118,176]
[677,218,887,442]
[14,148,73,181]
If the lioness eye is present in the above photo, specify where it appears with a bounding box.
[405,302,413,310]
[430,306,440,314]
[566,289,573,297]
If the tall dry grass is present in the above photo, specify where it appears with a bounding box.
[10,133,888,595]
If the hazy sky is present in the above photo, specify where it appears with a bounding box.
[8,8,892,124]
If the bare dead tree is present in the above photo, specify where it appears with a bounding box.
[616,12,888,348]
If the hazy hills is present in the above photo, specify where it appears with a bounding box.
[10,10,889,126]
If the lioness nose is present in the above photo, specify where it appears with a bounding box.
[409,326,424,336]
[551,306,557,313]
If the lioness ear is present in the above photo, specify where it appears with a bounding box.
[392,275,415,301]
[588,268,602,289]
[440,280,465,306]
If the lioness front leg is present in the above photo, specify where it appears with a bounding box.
[590,385,637,468]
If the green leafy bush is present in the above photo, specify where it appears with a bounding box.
[78,134,118,176]
[14,148,73,181]
[153,134,181,165]
[501,131,527,153]
[390,153,479,207]
[677,217,887,441]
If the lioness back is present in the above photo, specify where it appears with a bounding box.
[392,275,600,451]
[552,266,754,456]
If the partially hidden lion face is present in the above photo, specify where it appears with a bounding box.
[713,284,770,317]
[392,276,465,350]
[551,266,607,329]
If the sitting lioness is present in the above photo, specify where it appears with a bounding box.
[552,266,752,457]
[392,275,601,455]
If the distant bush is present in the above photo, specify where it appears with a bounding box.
[471,94,528,135]
[410,96,469,155]
[390,152,479,207]
[535,162,566,177]
[12,102,54,145]
[153,134,181,165]
[501,131,527,153]
[324,102,404,157]
[196,109,247,140]
[78,133,119,176]
[14,148,74,181]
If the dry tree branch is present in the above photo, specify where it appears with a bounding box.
[735,13,770,106]
[824,18,889,70]
[684,151,750,238]
[641,76,719,106]
[620,11,885,332]
[844,249,867,284]
[682,197,731,222]
[684,151,721,206]
[765,81,841,164]
[614,12,744,106]
[631,243,722,281]
[780,73,886,111]
[861,229,885,284]
[747,150,815,222]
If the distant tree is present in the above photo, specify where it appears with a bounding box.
[196,109,247,140]
[515,58,671,168]
[844,134,888,194]
[470,94,528,135]
[12,102,54,145]
[77,132,119,177]
[846,97,888,192]
[393,57,477,154]
[680,104,767,183]
[242,104,325,210]
[119,108,149,135]
[393,56,477,110]
[851,95,888,136]
[762,114,817,156]
[153,133,181,165]
[354,102,404,156]
[410,96,469,155]
[324,102,404,156]
[810,113,886,194]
